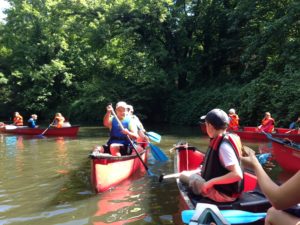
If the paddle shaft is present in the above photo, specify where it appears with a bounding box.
[110,108,150,172]
[159,168,201,182]
[39,121,54,136]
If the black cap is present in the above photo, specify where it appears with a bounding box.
[200,108,229,130]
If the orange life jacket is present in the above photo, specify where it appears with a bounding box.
[228,114,239,131]
[54,116,65,128]
[13,115,23,126]
[261,117,275,133]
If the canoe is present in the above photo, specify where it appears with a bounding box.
[266,134,300,173]
[89,145,148,193]
[232,126,300,142]
[0,125,80,136]
[174,144,271,214]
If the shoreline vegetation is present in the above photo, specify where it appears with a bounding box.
[0,0,299,127]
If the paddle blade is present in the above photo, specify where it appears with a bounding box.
[146,131,161,143]
[182,209,266,224]
[221,210,266,224]
[149,143,168,161]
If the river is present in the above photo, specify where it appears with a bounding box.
[0,125,289,225]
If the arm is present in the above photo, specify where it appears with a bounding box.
[242,151,300,209]
[201,164,243,194]
[103,105,113,128]
[122,120,139,140]
[202,142,243,193]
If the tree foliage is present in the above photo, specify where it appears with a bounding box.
[0,0,299,126]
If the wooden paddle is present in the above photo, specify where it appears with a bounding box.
[110,106,154,176]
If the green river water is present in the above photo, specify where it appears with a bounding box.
[0,125,288,225]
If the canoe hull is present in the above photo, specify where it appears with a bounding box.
[174,144,270,214]
[267,135,300,173]
[90,147,148,193]
[1,126,79,136]
[233,127,300,142]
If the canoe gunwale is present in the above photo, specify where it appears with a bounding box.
[89,149,147,161]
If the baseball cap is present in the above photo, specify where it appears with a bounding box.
[200,108,229,130]
[116,101,127,109]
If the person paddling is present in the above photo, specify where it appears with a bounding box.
[51,113,65,128]
[227,108,239,131]
[126,104,149,146]
[28,114,38,128]
[13,112,23,126]
[102,102,139,156]
[258,112,275,133]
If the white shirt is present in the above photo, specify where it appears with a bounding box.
[219,141,240,168]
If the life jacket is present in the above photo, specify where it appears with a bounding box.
[261,117,275,133]
[54,115,65,128]
[228,114,239,131]
[201,133,244,197]
[107,116,131,146]
[28,118,36,128]
[13,115,23,126]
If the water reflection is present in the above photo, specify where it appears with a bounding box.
[258,142,272,154]
[55,137,70,175]
[92,173,146,225]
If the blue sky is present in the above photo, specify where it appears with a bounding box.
[0,0,10,21]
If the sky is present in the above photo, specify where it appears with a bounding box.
[0,0,10,22]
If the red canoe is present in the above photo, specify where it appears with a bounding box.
[232,126,300,142]
[89,146,148,193]
[0,125,80,136]
[266,134,300,173]
[174,143,270,213]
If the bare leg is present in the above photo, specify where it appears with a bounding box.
[265,207,300,225]
[110,144,122,156]
[179,169,201,184]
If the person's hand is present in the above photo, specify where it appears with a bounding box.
[200,180,213,195]
[106,105,113,112]
[121,128,130,136]
[241,147,260,170]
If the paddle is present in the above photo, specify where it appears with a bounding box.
[182,209,266,224]
[110,106,154,176]
[285,129,296,134]
[149,143,169,162]
[37,121,53,137]
[145,131,161,143]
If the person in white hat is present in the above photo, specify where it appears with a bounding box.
[102,101,139,156]
[180,108,244,202]
[126,104,149,146]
